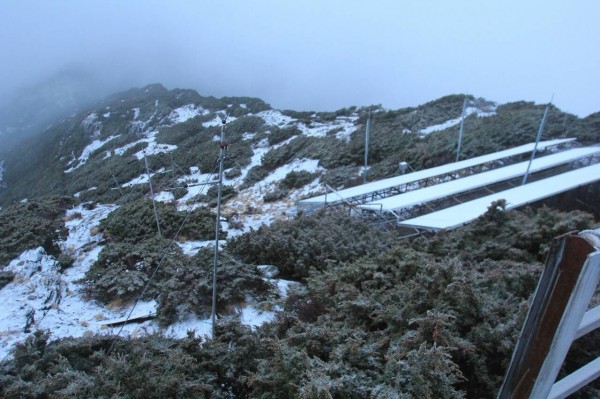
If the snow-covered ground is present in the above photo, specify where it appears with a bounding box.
[65,135,119,173]
[0,202,297,360]
[81,112,102,138]
[107,131,177,162]
[298,115,358,141]
[203,113,238,127]
[420,105,497,136]
[0,160,4,184]
[0,105,364,359]
[257,109,296,127]
[121,167,166,188]
[168,104,209,124]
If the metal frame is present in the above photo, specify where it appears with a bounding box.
[297,138,575,213]
[498,229,600,399]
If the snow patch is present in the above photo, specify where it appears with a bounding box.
[168,104,209,124]
[74,186,98,198]
[111,140,146,157]
[297,115,358,140]
[0,204,120,360]
[242,132,256,141]
[203,113,238,127]
[65,135,119,173]
[176,240,214,256]
[109,131,177,160]
[257,110,295,127]
[121,168,165,187]
[276,279,301,297]
[264,158,322,185]
[61,204,118,253]
[420,105,497,136]
[81,112,102,138]
[240,306,276,330]
[133,132,177,159]
[154,191,175,203]
[0,195,303,358]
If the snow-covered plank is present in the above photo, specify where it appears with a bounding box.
[299,138,575,205]
[399,162,600,231]
[359,146,599,212]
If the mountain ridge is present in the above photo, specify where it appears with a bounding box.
[0,84,599,397]
[1,83,598,208]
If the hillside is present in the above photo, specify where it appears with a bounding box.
[0,84,599,398]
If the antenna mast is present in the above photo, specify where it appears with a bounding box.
[143,151,162,238]
[363,109,371,184]
[456,97,467,162]
[211,114,227,337]
[522,101,551,185]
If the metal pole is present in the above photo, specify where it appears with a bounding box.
[456,97,467,162]
[363,109,371,184]
[522,105,549,185]
[143,151,162,238]
[211,114,227,338]
[111,174,124,196]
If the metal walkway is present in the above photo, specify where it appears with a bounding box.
[297,138,575,211]
[398,162,600,231]
[358,146,599,216]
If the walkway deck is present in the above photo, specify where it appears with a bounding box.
[398,162,600,231]
[358,146,599,213]
[298,138,575,208]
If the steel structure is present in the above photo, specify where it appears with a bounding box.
[297,138,575,213]
[398,162,600,231]
[359,146,599,217]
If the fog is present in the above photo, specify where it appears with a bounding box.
[1,0,600,116]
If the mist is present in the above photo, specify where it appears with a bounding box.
[1,0,599,122]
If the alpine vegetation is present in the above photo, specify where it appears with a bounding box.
[0,85,599,398]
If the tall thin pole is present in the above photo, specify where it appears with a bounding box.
[211,114,227,337]
[363,109,371,184]
[456,97,467,162]
[111,173,124,196]
[522,105,550,185]
[143,151,162,238]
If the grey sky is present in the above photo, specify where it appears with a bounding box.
[1,0,599,116]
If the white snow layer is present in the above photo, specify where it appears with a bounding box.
[0,202,293,359]
[168,104,209,124]
[203,113,238,127]
[81,112,102,138]
[298,115,358,141]
[65,135,119,173]
[0,204,118,360]
[420,105,497,135]
[257,110,296,127]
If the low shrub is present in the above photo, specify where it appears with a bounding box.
[0,196,76,267]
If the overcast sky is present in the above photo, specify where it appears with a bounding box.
[1,0,599,116]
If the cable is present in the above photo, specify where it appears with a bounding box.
[106,161,220,355]
[106,206,193,356]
